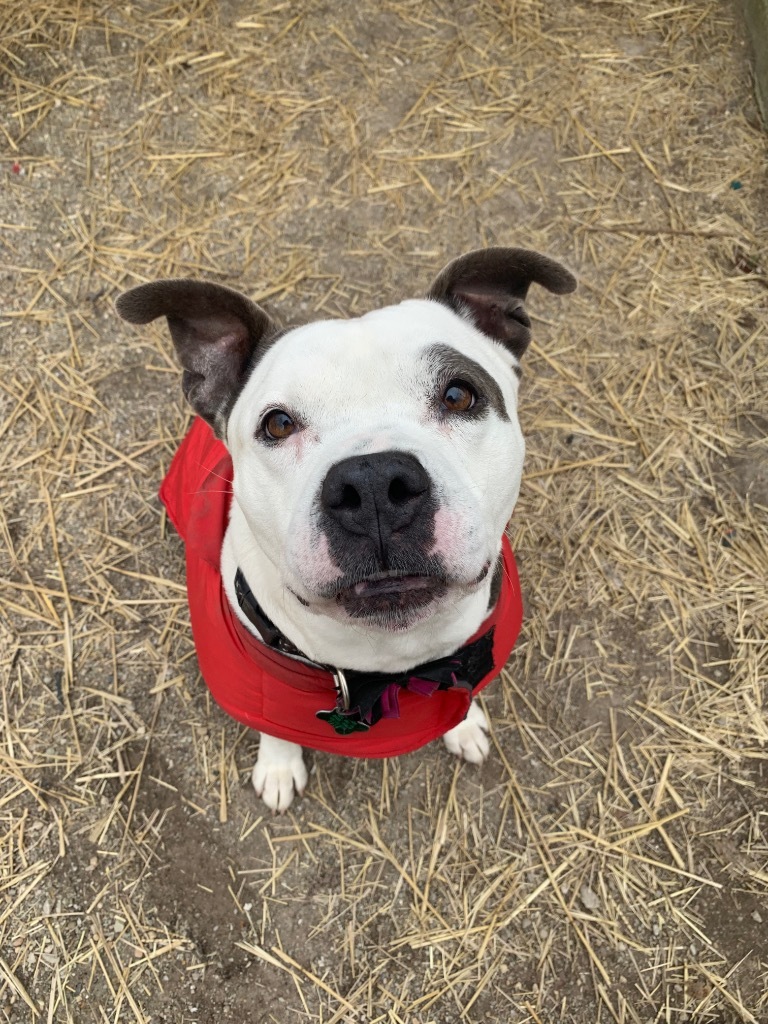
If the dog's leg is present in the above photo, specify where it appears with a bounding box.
[252,734,308,812]
[443,700,490,764]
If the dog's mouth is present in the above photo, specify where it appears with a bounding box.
[329,561,490,628]
[349,573,439,598]
[336,573,447,621]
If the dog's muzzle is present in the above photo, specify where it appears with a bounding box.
[318,450,443,623]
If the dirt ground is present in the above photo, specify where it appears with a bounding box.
[1,1,767,1022]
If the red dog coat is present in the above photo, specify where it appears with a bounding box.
[159,418,523,757]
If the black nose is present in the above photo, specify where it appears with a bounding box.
[321,451,433,556]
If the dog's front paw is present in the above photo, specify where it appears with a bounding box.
[252,734,308,812]
[443,701,490,764]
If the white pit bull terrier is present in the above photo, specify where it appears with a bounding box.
[117,248,576,810]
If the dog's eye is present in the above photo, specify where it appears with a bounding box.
[442,380,477,413]
[262,410,296,440]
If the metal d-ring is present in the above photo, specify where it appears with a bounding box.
[333,668,350,710]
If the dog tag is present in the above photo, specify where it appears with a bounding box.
[316,707,370,735]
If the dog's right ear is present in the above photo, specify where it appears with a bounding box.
[116,279,276,437]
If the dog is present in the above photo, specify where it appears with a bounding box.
[116,247,576,811]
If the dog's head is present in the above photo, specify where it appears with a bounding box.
[117,248,575,633]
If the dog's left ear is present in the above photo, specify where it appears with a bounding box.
[427,247,577,360]
[116,279,276,437]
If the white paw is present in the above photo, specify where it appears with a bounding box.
[443,701,490,764]
[251,734,307,812]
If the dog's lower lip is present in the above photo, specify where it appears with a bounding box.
[350,575,435,598]
[335,573,447,625]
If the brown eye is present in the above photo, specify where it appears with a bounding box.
[262,410,296,440]
[442,380,477,413]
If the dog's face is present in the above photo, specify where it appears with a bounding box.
[227,300,523,630]
[117,248,575,634]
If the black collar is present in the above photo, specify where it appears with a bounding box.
[234,568,495,736]
[234,568,306,659]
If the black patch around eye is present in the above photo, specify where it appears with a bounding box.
[424,344,509,422]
